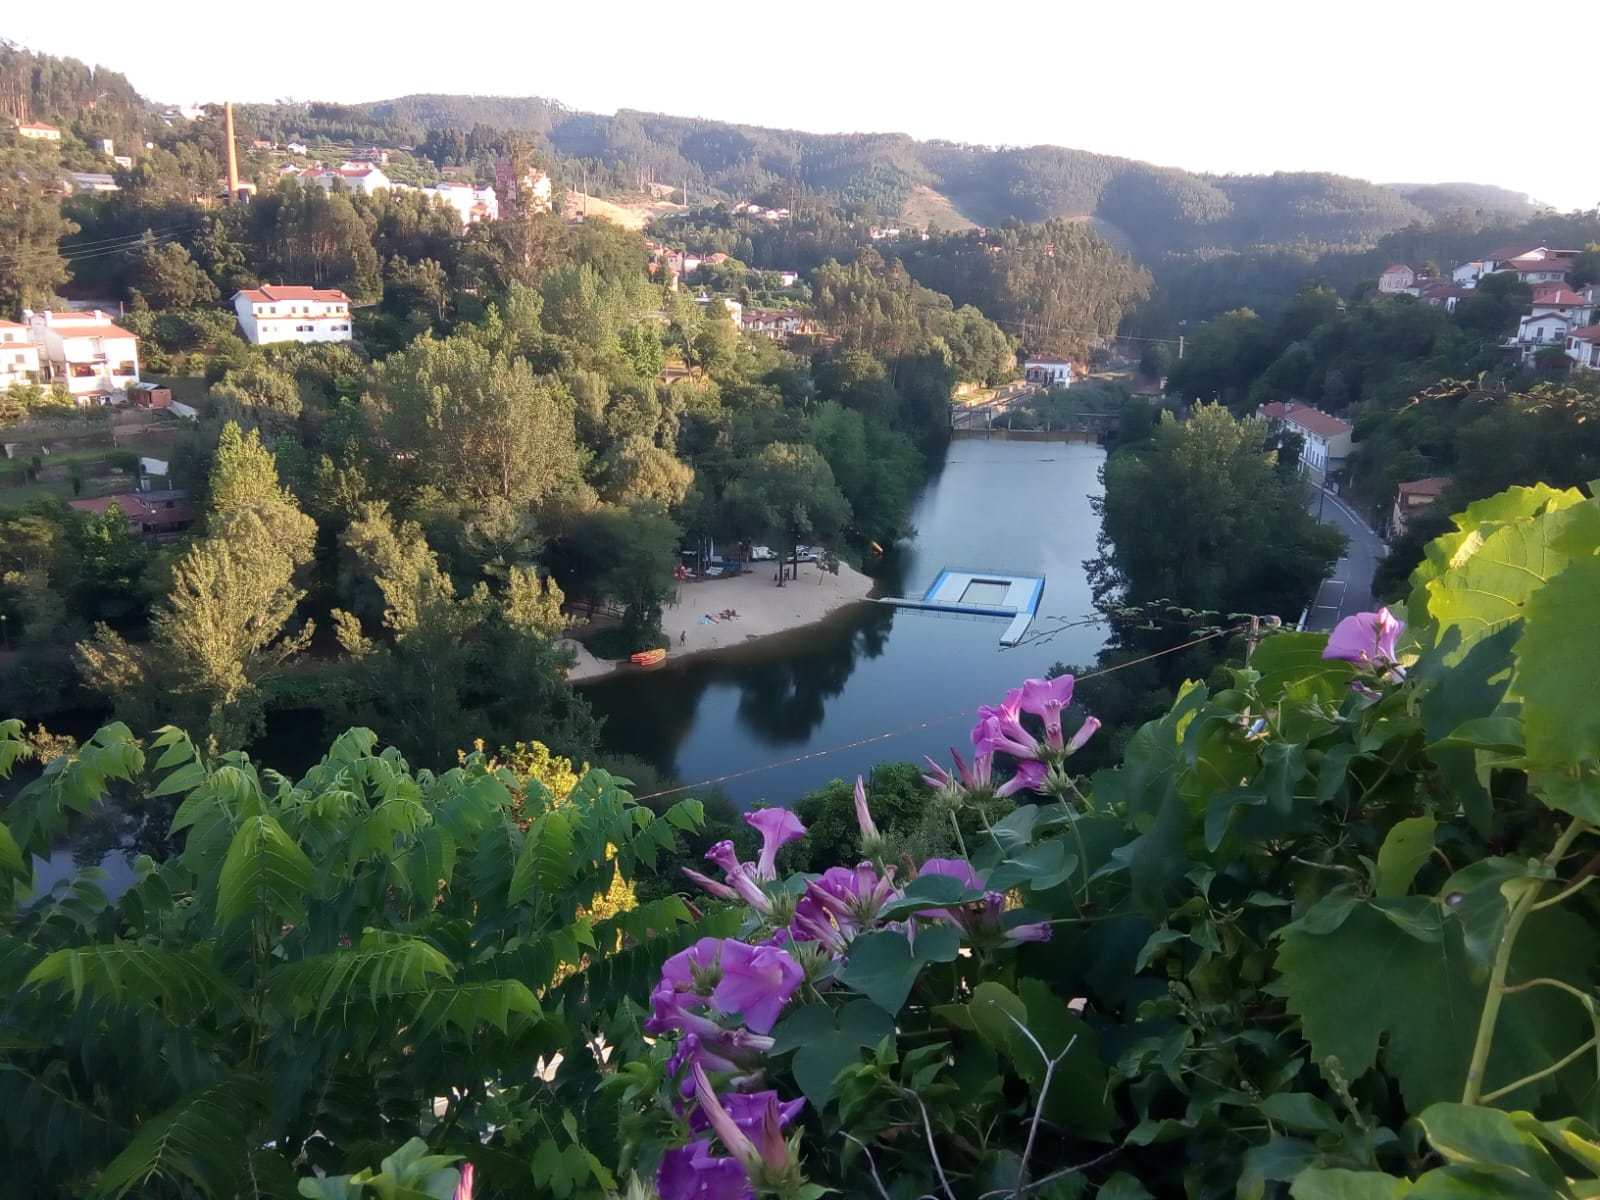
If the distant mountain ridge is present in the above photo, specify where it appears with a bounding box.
[250,94,1540,259]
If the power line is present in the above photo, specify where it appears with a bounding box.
[0,225,198,270]
[627,623,1243,805]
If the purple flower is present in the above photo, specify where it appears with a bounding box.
[975,713,1044,762]
[790,864,898,954]
[1021,675,1076,748]
[1063,716,1100,757]
[996,758,1048,798]
[1323,608,1404,669]
[690,1064,797,1182]
[708,940,804,1034]
[745,808,806,880]
[658,1139,752,1200]
[918,858,982,890]
[690,1090,806,1140]
[703,842,773,915]
[852,776,880,843]
[1003,919,1054,946]
[452,1163,473,1200]
[683,867,738,902]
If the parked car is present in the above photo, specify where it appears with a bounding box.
[750,545,776,561]
[793,546,820,563]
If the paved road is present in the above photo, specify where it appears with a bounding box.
[1304,486,1387,633]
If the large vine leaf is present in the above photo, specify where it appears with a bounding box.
[215,813,315,929]
[1515,554,1600,777]
[1276,895,1597,1114]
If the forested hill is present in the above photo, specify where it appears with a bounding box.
[245,95,1538,259]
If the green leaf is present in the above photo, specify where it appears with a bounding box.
[0,821,24,879]
[1418,1103,1568,1189]
[216,813,315,929]
[268,935,453,1027]
[26,942,228,1011]
[1278,900,1596,1113]
[1251,632,1358,703]
[1290,1169,1406,1200]
[1259,1092,1341,1136]
[508,807,574,905]
[876,872,987,920]
[838,925,960,1015]
[1238,1136,1320,1200]
[1435,717,1526,756]
[1376,816,1437,898]
[149,759,207,798]
[1516,554,1600,772]
[987,839,1076,892]
[98,1081,265,1198]
[1099,1173,1157,1200]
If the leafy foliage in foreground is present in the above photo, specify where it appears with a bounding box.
[0,726,708,1197]
[7,480,1600,1198]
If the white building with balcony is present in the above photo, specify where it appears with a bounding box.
[422,181,498,226]
[24,310,140,404]
[0,319,42,391]
[232,286,354,345]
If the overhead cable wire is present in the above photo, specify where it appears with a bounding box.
[627,623,1243,805]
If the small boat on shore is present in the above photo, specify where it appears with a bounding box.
[629,648,667,666]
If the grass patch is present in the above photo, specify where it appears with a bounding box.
[585,625,665,660]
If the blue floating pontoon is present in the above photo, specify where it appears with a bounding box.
[878,569,1046,646]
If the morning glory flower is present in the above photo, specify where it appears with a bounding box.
[852,775,882,848]
[656,1137,751,1200]
[702,841,774,915]
[1020,674,1076,748]
[745,808,806,880]
[1322,608,1404,670]
[707,940,804,1034]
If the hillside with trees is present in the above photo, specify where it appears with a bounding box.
[241,93,1543,261]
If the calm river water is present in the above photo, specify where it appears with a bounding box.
[581,438,1109,808]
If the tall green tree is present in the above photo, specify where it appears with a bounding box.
[368,333,582,509]
[132,238,219,309]
[1091,403,1344,619]
[0,142,78,312]
[722,442,851,562]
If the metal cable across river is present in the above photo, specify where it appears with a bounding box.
[579,438,1110,808]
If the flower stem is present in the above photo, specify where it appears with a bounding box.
[1461,818,1590,1105]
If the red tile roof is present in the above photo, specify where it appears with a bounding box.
[1396,476,1447,500]
[1569,325,1600,342]
[17,121,58,132]
[1381,263,1412,274]
[1485,245,1538,262]
[236,285,351,304]
[1257,401,1353,439]
[51,321,136,339]
[0,319,24,329]
[1531,286,1586,306]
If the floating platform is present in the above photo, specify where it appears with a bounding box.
[878,569,1045,646]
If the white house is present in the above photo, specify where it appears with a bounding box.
[232,285,354,345]
[1452,262,1486,288]
[1502,257,1573,285]
[286,142,308,155]
[1567,325,1600,372]
[1378,264,1418,294]
[24,310,140,404]
[1023,354,1073,388]
[776,270,800,287]
[305,162,391,195]
[1256,400,1353,482]
[15,121,61,141]
[740,309,811,339]
[0,319,42,390]
[694,295,742,327]
[422,181,498,226]
[1511,311,1573,360]
[1529,285,1595,328]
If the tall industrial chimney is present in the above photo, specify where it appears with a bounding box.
[224,101,240,202]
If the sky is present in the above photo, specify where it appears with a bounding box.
[10,0,1593,211]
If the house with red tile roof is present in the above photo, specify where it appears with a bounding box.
[232,286,354,345]
[1023,354,1073,388]
[1378,264,1418,294]
[1390,477,1448,538]
[1256,401,1353,481]
[304,162,391,195]
[69,490,195,540]
[15,120,61,141]
[22,310,140,404]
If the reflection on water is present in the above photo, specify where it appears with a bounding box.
[582,440,1109,807]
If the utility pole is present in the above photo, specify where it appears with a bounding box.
[1177,335,1184,359]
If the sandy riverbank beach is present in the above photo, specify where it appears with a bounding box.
[562,561,877,681]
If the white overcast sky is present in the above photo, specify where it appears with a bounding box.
[10,0,1592,211]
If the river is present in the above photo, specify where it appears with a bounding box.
[580,438,1109,808]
